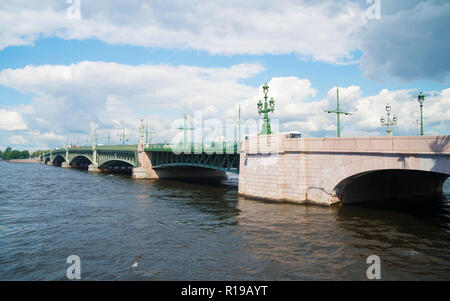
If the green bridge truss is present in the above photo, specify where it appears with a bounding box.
[146,143,240,174]
[42,142,240,174]
[42,145,139,168]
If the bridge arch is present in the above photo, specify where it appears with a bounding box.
[151,165,227,180]
[150,152,239,174]
[52,154,66,166]
[98,159,135,169]
[97,159,135,174]
[69,155,94,167]
[152,163,236,174]
[325,156,450,204]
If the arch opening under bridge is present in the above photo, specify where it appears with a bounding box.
[333,169,449,204]
[69,155,93,169]
[52,154,66,166]
[151,165,228,180]
[98,159,134,174]
[150,152,239,175]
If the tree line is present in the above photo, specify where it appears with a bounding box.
[0,147,48,160]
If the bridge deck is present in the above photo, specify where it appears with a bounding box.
[42,143,240,173]
[145,143,239,154]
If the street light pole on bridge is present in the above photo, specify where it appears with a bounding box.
[226,104,243,143]
[380,104,398,136]
[177,114,194,147]
[118,128,129,145]
[325,85,351,138]
[145,122,151,145]
[418,91,426,136]
[93,129,97,146]
[257,83,275,135]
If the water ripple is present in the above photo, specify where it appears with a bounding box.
[0,161,449,280]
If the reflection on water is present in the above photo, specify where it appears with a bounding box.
[0,161,449,280]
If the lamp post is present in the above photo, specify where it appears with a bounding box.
[177,114,194,147]
[325,85,351,137]
[257,83,275,135]
[145,122,151,145]
[117,128,129,145]
[139,119,145,145]
[418,91,425,136]
[380,104,398,136]
[238,104,241,142]
[93,130,97,147]
[226,104,243,143]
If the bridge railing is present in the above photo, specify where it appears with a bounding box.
[41,145,139,158]
[96,145,138,151]
[42,142,239,158]
[68,146,92,151]
[145,142,239,154]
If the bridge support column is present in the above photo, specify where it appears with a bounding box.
[61,162,71,168]
[132,166,154,179]
[88,164,101,173]
[132,145,159,179]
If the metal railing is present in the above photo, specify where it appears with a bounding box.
[145,142,239,154]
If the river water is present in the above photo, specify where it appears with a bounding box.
[0,161,449,280]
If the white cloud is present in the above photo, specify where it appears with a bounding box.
[348,88,450,136]
[0,60,448,149]
[34,131,66,142]
[0,109,28,130]
[0,61,263,146]
[359,1,450,81]
[223,77,335,136]
[8,135,26,145]
[0,1,449,82]
[0,0,366,64]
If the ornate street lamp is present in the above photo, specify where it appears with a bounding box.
[418,91,425,136]
[257,83,275,135]
[380,104,398,136]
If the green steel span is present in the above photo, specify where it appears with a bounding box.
[42,143,240,174]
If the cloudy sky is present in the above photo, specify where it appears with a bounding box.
[0,0,449,150]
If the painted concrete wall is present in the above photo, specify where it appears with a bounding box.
[238,134,450,205]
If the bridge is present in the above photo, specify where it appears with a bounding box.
[41,142,240,176]
[41,134,450,205]
[239,134,450,205]
[42,145,139,172]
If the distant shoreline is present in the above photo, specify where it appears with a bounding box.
[6,158,40,164]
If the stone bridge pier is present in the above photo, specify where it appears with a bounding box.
[132,144,160,179]
[238,134,450,205]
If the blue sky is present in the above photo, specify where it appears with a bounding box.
[0,0,449,150]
